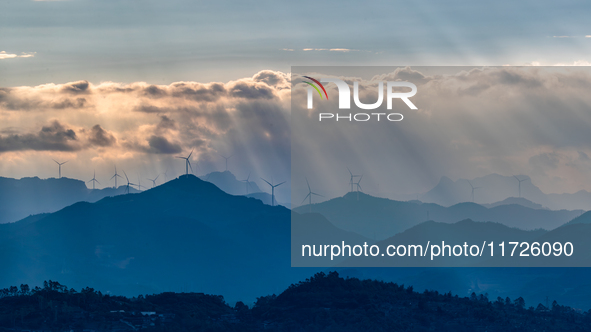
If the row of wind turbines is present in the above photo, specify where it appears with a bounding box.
[52,150,289,207]
[53,155,531,208]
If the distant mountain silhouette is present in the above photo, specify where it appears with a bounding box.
[199,170,262,195]
[201,170,291,207]
[293,191,581,240]
[421,174,591,211]
[0,176,138,224]
[5,175,591,309]
[561,210,591,226]
[246,192,291,208]
[0,174,344,303]
[483,197,546,210]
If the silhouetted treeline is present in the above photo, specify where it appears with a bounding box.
[2,273,591,331]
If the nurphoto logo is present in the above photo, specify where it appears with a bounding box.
[304,76,418,122]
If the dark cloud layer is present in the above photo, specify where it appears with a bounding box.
[0,120,79,152]
[88,125,116,147]
[61,81,91,94]
[145,135,182,154]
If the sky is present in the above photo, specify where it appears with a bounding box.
[2,0,591,204]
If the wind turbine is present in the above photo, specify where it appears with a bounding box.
[301,177,323,212]
[122,170,136,194]
[164,167,170,183]
[220,154,233,172]
[347,167,361,192]
[355,175,363,201]
[513,175,529,198]
[147,174,160,188]
[53,159,68,178]
[261,177,285,206]
[468,181,481,203]
[137,175,145,191]
[87,170,100,190]
[241,172,254,194]
[110,165,123,189]
[176,149,194,176]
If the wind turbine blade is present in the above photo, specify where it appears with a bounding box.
[276,181,286,187]
[176,156,184,159]
[312,193,323,197]
[188,161,193,173]
[123,170,129,182]
[53,159,59,165]
[261,177,272,186]
[306,177,311,192]
[62,161,68,165]
[247,172,251,181]
[87,179,93,183]
[155,174,159,181]
[347,167,352,176]
[96,180,100,185]
[110,174,116,180]
[301,193,311,204]
[188,149,193,159]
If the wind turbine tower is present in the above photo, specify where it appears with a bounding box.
[513,175,529,198]
[87,170,100,190]
[176,149,194,176]
[468,181,482,203]
[261,177,285,207]
[164,167,170,183]
[53,159,68,179]
[347,167,361,193]
[355,175,363,201]
[122,170,136,194]
[137,175,145,191]
[241,172,253,194]
[220,154,233,172]
[301,177,323,211]
[110,165,123,189]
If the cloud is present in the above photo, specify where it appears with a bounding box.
[0,69,290,178]
[529,152,560,171]
[0,120,79,152]
[252,70,290,90]
[156,115,177,131]
[87,125,116,147]
[61,80,91,94]
[228,80,275,99]
[0,51,35,60]
[144,135,182,154]
[302,48,358,52]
